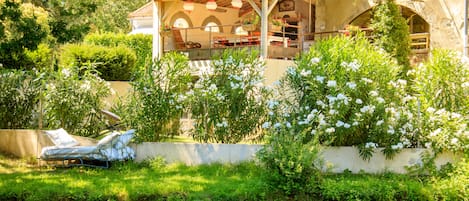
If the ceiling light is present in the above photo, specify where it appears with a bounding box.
[183,1,194,12]
[206,0,217,11]
[231,0,242,8]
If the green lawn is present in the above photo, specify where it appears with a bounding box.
[0,153,461,201]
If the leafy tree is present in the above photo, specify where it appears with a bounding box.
[90,0,148,33]
[371,0,411,74]
[0,0,47,69]
[28,0,97,44]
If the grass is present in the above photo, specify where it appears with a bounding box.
[0,153,266,200]
[0,152,463,201]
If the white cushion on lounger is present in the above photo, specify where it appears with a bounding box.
[40,146,105,161]
[44,128,79,148]
[114,129,136,149]
[96,131,120,149]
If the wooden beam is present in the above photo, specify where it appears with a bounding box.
[268,0,279,15]
[247,0,261,15]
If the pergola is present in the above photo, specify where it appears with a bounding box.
[151,0,284,59]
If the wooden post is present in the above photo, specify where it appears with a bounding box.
[152,0,162,60]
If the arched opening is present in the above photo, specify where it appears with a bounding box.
[349,6,429,34]
[201,15,224,33]
[169,11,193,28]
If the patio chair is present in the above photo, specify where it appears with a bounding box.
[40,128,136,168]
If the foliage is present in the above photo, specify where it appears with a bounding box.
[257,127,323,197]
[242,13,259,25]
[43,66,110,137]
[38,0,98,43]
[411,49,469,156]
[0,0,48,69]
[431,159,469,200]
[321,173,433,201]
[90,0,148,33]
[0,69,43,129]
[121,52,192,142]
[371,0,411,73]
[3,153,463,201]
[420,108,469,155]
[414,49,469,115]
[84,33,152,70]
[187,49,269,143]
[60,43,137,81]
[274,35,417,160]
[24,43,54,71]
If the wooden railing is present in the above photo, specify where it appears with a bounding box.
[304,30,430,53]
[410,32,430,53]
[163,23,301,60]
[163,24,429,60]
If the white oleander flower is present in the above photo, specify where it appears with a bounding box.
[325,127,335,133]
[336,120,344,127]
[262,122,271,129]
[355,99,363,105]
[300,69,312,77]
[327,80,337,88]
[346,82,357,89]
[315,75,325,83]
[343,123,351,128]
[310,57,321,65]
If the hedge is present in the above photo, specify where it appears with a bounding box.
[84,33,152,70]
[60,44,137,81]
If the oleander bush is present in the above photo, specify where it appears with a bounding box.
[187,49,269,143]
[257,127,323,197]
[0,69,43,129]
[43,66,110,137]
[266,34,417,160]
[119,52,192,142]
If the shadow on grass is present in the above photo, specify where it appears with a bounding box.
[0,157,269,201]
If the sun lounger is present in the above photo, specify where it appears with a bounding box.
[40,128,136,168]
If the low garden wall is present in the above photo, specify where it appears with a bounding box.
[131,142,460,174]
[0,130,459,173]
[0,129,96,158]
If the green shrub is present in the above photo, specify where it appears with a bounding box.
[412,49,469,156]
[0,69,43,129]
[431,159,469,200]
[120,52,192,142]
[258,127,322,197]
[60,43,137,81]
[25,43,54,71]
[84,33,152,70]
[187,49,269,143]
[273,35,416,160]
[371,0,411,73]
[321,174,433,201]
[414,49,469,115]
[43,66,110,137]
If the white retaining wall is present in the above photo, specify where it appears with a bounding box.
[0,130,459,174]
[130,142,460,174]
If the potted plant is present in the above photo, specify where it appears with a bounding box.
[160,23,172,37]
[270,18,285,32]
[242,15,259,31]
